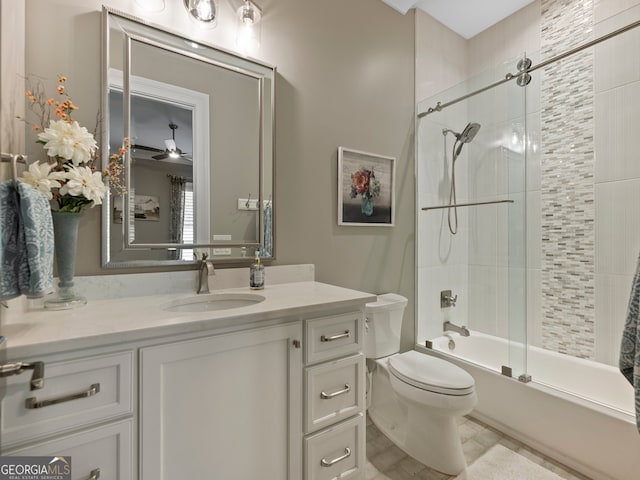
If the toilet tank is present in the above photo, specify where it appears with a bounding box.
[365,293,408,359]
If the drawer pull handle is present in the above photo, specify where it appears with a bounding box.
[320,384,351,399]
[0,361,45,390]
[321,447,351,467]
[86,468,101,480]
[25,383,101,409]
[320,331,350,342]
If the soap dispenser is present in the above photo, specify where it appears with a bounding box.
[249,250,265,290]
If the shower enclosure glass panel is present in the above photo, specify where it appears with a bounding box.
[416,53,528,379]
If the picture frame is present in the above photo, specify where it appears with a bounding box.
[338,147,395,226]
[113,194,161,223]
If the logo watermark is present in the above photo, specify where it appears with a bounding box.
[0,456,71,480]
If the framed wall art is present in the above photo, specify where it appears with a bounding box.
[338,147,395,226]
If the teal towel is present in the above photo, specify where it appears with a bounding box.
[17,180,54,298]
[0,180,54,300]
[620,251,640,433]
[261,202,272,257]
[0,181,22,300]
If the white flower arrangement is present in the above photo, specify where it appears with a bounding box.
[19,75,122,212]
[38,119,97,166]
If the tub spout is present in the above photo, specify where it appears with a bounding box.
[443,321,470,337]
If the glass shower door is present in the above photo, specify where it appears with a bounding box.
[416,53,529,380]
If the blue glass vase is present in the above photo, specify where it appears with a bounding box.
[44,211,87,309]
[361,195,374,217]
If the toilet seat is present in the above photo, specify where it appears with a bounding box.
[388,351,475,396]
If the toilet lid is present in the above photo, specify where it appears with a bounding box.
[388,350,475,396]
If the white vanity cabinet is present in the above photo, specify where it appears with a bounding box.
[3,280,375,480]
[139,321,303,480]
[0,350,135,480]
[303,311,366,480]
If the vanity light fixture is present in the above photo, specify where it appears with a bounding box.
[236,0,261,53]
[184,0,218,28]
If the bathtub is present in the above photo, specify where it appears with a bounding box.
[417,331,640,480]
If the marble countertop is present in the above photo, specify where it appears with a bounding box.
[2,281,376,359]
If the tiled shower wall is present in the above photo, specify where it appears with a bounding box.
[540,0,596,358]
[537,0,640,362]
[593,2,640,364]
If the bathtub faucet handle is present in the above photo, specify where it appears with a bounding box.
[440,290,457,308]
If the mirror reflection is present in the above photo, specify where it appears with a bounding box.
[102,8,274,267]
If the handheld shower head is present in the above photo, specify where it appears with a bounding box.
[442,122,481,144]
[443,122,481,157]
[445,121,482,235]
[458,122,481,144]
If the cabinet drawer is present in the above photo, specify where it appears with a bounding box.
[304,414,365,480]
[1,351,134,448]
[305,312,363,364]
[5,418,133,480]
[305,354,364,433]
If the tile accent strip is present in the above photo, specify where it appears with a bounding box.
[540,0,595,359]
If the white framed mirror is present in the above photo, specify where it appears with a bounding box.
[102,6,275,268]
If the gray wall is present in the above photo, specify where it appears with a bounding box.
[24,0,416,349]
[265,0,416,351]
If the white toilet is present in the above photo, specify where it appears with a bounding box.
[365,294,477,475]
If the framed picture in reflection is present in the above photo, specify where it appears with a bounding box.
[113,194,160,223]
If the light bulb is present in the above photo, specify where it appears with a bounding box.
[236,1,261,53]
[241,4,255,25]
[185,0,217,27]
[197,1,213,21]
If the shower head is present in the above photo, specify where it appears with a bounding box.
[442,122,481,157]
[442,122,482,144]
[458,122,481,144]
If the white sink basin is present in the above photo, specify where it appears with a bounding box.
[162,293,266,313]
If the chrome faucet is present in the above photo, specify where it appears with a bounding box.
[196,252,214,294]
[443,321,470,337]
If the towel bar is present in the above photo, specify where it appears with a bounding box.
[0,153,27,185]
[422,199,514,211]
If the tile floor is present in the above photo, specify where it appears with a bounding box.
[365,414,593,480]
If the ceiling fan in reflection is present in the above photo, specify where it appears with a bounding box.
[133,123,192,161]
